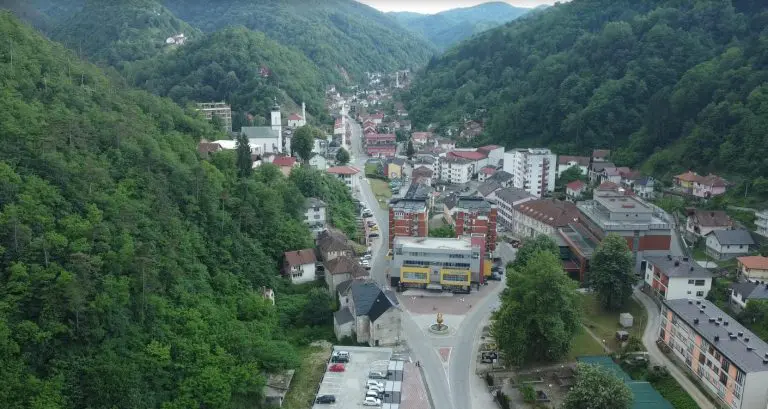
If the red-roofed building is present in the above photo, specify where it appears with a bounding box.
[287,112,305,128]
[272,156,298,176]
[478,166,497,182]
[566,180,586,200]
[283,249,317,284]
[597,181,620,192]
[369,112,384,124]
[411,132,432,146]
[327,166,361,191]
[365,133,396,146]
[448,150,487,161]
[367,144,397,158]
[363,124,377,135]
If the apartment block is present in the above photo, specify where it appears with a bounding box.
[643,255,713,301]
[439,156,473,184]
[577,189,672,271]
[391,236,484,293]
[502,148,557,197]
[389,200,428,249]
[196,102,232,132]
[756,210,768,238]
[660,299,768,409]
[454,197,497,252]
[493,187,535,231]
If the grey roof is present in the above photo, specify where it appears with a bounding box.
[404,182,431,200]
[241,126,280,139]
[368,290,399,322]
[334,307,354,325]
[349,280,396,320]
[590,162,616,172]
[709,229,755,246]
[635,177,654,186]
[494,187,534,205]
[477,181,502,197]
[336,279,354,295]
[456,196,493,212]
[414,155,436,164]
[388,157,406,167]
[306,197,327,208]
[731,281,768,301]
[645,255,713,278]
[488,170,513,184]
[443,194,460,210]
[663,299,768,374]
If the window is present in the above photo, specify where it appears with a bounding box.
[698,353,705,364]
[695,279,706,286]
[687,291,692,295]
[688,279,694,284]
[314,214,321,219]
[721,360,729,373]
[696,291,704,297]
[736,370,745,386]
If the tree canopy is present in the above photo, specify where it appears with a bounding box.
[406,0,768,198]
[563,363,633,409]
[587,233,635,311]
[335,147,350,165]
[292,125,323,163]
[492,250,581,365]
[511,235,560,271]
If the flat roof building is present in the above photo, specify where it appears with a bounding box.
[391,236,483,293]
[454,197,497,252]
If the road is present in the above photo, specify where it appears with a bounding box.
[633,288,715,409]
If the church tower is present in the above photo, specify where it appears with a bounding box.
[270,98,283,152]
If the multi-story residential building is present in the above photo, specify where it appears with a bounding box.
[643,255,713,301]
[326,165,361,191]
[365,133,397,146]
[196,102,232,132]
[737,256,768,281]
[282,249,317,284]
[391,236,486,292]
[556,155,590,177]
[440,156,473,184]
[413,155,438,175]
[447,150,489,174]
[304,198,327,237]
[493,187,535,232]
[674,171,728,198]
[477,145,505,167]
[577,189,672,271]
[755,210,768,238]
[686,210,733,240]
[502,148,557,198]
[454,197,498,252]
[512,199,580,239]
[388,199,429,249]
[660,299,768,409]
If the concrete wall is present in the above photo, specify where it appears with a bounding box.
[326,272,351,294]
[370,308,402,347]
[356,315,371,344]
[334,317,353,340]
[290,263,317,284]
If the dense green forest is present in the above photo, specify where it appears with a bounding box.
[51,0,201,66]
[123,26,329,129]
[160,0,435,83]
[389,2,531,50]
[0,12,350,408]
[406,0,768,195]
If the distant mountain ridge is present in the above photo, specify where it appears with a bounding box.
[388,2,531,50]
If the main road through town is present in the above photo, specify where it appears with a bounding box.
[344,111,510,409]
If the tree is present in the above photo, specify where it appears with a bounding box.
[292,125,316,163]
[739,300,768,340]
[336,147,350,165]
[302,288,333,326]
[563,364,632,409]
[587,233,635,311]
[556,166,585,190]
[235,131,252,178]
[429,224,455,238]
[511,235,559,271]
[406,139,415,159]
[492,251,581,365]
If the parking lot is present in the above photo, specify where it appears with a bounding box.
[313,346,395,409]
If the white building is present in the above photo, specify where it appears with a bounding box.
[556,155,589,177]
[304,198,327,237]
[738,256,768,281]
[755,210,768,238]
[287,103,307,128]
[503,148,557,198]
[309,153,328,171]
[493,187,535,231]
[477,145,505,167]
[282,249,317,284]
[705,230,755,260]
[439,156,473,184]
[643,255,713,301]
[326,166,361,191]
[730,280,768,310]
[240,101,283,154]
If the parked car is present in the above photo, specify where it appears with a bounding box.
[329,363,345,372]
[367,385,385,394]
[367,221,377,227]
[315,395,336,404]
[363,397,382,406]
[370,225,379,231]
[368,233,380,238]
[366,380,384,389]
[361,254,372,261]
[368,371,388,379]
[365,390,382,399]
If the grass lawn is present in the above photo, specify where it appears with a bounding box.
[281,344,332,409]
[370,179,391,209]
[567,327,607,360]
[579,292,648,352]
[364,164,378,176]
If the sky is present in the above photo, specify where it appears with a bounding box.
[356,0,559,14]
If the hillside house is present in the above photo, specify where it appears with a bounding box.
[685,210,732,240]
[738,256,768,281]
[705,229,755,260]
[557,155,590,177]
[566,180,586,201]
[317,229,353,263]
[334,280,401,346]
[282,249,317,284]
[324,256,369,294]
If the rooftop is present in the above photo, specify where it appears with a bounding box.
[448,150,487,161]
[690,209,731,227]
[477,145,502,153]
[457,196,494,212]
[594,194,653,213]
[327,165,361,175]
[284,249,317,266]
[394,236,476,251]
[241,126,280,139]
[566,180,586,191]
[477,180,502,197]
[390,198,427,213]
[272,156,297,167]
[708,229,755,246]
[645,255,713,278]
[488,170,514,183]
[412,166,434,178]
[494,187,535,204]
[514,199,580,228]
[441,156,472,165]
[558,155,590,166]
[480,166,497,175]
[731,281,768,301]
[559,224,598,258]
[306,197,327,208]
[738,256,768,270]
[592,149,611,158]
[404,182,432,200]
[577,199,671,232]
[664,299,768,374]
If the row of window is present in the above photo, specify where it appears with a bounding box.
[402,272,427,281]
[442,274,469,282]
[403,260,471,269]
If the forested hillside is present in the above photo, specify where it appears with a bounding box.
[0,12,351,408]
[406,0,768,191]
[51,0,201,66]
[123,26,329,129]
[389,2,531,50]
[161,0,435,82]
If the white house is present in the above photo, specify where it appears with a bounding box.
[334,280,401,347]
[643,255,713,300]
[326,166,361,191]
[730,280,768,310]
[439,156,473,184]
[309,153,328,171]
[282,249,317,284]
[738,256,768,281]
[503,148,557,198]
[493,187,535,231]
[287,103,307,128]
[477,145,505,167]
[556,155,589,177]
[705,229,755,260]
[304,198,327,237]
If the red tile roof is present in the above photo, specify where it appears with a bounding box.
[566,180,585,191]
[370,113,384,119]
[480,166,497,175]
[477,145,502,153]
[738,256,768,270]
[448,150,487,161]
[327,166,361,175]
[365,133,396,141]
[592,149,611,158]
[411,132,432,141]
[597,181,620,191]
[675,171,699,182]
[558,155,590,166]
[272,156,297,167]
[288,113,303,120]
[698,174,727,188]
[514,199,580,228]
[284,249,316,266]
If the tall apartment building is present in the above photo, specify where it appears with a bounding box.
[388,183,432,248]
[660,299,768,409]
[577,189,672,271]
[756,210,768,238]
[196,102,232,132]
[440,156,473,184]
[454,197,498,252]
[391,236,484,293]
[502,148,557,197]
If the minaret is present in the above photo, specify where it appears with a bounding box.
[301,102,306,125]
[270,98,282,152]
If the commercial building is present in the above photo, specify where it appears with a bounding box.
[577,189,672,271]
[643,255,713,301]
[391,236,485,293]
[454,197,497,252]
[502,148,557,197]
[196,102,232,132]
[511,199,580,239]
[660,299,768,409]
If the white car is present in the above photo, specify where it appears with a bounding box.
[368,385,385,394]
[366,380,384,389]
[362,254,372,261]
[363,397,382,406]
[365,390,381,399]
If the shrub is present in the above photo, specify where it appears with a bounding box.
[521,384,536,403]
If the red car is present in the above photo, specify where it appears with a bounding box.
[329,363,345,372]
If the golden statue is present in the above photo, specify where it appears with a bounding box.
[436,312,444,326]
